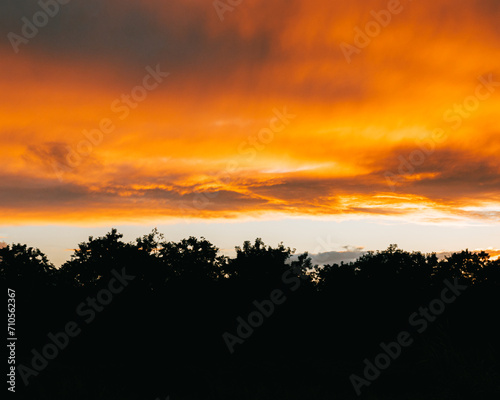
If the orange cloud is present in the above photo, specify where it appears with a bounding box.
[1,0,500,225]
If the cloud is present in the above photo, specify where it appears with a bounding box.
[0,0,274,83]
[1,0,500,225]
[308,248,367,266]
[295,247,500,267]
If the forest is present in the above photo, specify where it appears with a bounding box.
[2,229,500,399]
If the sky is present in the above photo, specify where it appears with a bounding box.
[1,0,499,266]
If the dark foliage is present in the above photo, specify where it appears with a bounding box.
[3,231,500,399]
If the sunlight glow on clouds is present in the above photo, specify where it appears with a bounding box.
[1,0,499,228]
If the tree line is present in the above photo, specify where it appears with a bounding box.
[2,228,499,289]
[2,229,500,399]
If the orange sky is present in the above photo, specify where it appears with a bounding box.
[1,0,500,226]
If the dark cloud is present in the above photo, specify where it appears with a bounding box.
[0,174,88,209]
[381,147,500,201]
[248,175,382,203]
[23,141,102,177]
[0,0,273,81]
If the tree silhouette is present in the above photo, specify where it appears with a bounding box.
[436,249,490,283]
[6,230,500,399]
[0,243,56,287]
[159,236,226,283]
[59,228,141,287]
[225,238,293,283]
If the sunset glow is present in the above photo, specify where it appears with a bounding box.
[1,0,499,263]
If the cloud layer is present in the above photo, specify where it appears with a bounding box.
[1,0,499,224]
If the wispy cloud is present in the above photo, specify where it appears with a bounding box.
[1,0,499,225]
